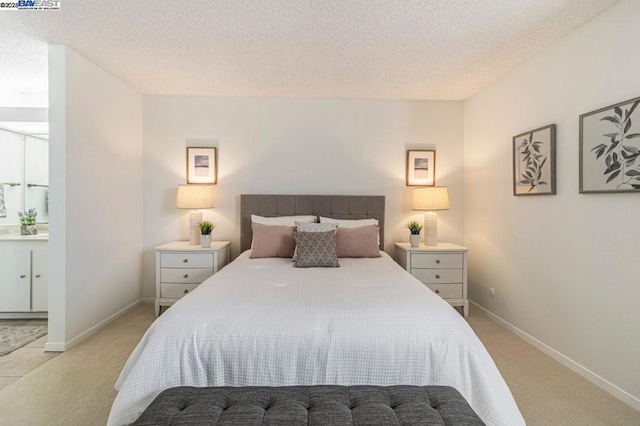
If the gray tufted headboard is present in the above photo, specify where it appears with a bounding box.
[241,194,385,252]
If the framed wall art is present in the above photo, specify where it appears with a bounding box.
[406,150,435,186]
[186,147,217,184]
[580,96,640,193]
[512,124,556,196]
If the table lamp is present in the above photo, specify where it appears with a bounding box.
[413,187,449,246]
[176,185,214,245]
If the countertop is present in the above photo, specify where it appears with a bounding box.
[0,233,49,241]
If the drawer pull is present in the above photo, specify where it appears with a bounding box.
[183,259,188,263]
[35,274,41,278]
[183,289,189,294]
[20,274,26,279]
[183,274,189,278]
[435,289,440,294]
[436,259,441,264]
[435,274,440,279]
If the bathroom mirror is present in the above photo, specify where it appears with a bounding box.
[0,124,49,226]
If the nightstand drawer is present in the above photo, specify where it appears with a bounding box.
[161,252,213,268]
[410,253,462,269]
[425,283,463,299]
[160,268,213,283]
[155,241,231,317]
[394,242,468,318]
[411,268,463,284]
[161,283,199,299]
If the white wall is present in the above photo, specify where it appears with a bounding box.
[0,89,47,108]
[48,45,143,349]
[142,96,464,297]
[464,0,640,408]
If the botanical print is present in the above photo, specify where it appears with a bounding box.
[517,134,548,190]
[589,102,640,188]
[513,125,556,196]
[580,96,640,193]
[406,150,435,186]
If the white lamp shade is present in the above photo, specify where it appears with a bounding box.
[176,185,215,209]
[413,187,449,246]
[413,187,450,211]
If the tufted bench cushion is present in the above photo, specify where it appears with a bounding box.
[133,385,485,425]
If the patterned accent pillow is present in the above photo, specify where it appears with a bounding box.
[293,221,338,261]
[293,230,340,268]
[295,221,337,232]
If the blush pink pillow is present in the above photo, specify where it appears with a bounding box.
[336,225,381,258]
[250,223,296,258]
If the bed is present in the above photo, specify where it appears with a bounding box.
[108,195,524,425]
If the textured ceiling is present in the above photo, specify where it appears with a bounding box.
[0,0,617,100]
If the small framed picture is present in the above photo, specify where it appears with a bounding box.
[579,96,640,193]
[513,124,556,196]
[406,150,435,186]
[186,147,217,184]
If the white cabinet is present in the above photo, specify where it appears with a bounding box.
[395,242,469,318]
[0,240,48,315]
[31,248,48,312]
[155,241,230,317]
[0,246,31,311]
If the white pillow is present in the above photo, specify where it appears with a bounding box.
[251,215,316,226]
[319,217,378,227]
[319,216,380,244]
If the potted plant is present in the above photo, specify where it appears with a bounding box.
[198,221,216,248]
[18,209,38,235]
[406,220,422,247]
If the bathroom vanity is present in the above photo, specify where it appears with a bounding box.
[0,234,48,318]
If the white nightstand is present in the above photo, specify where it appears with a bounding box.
[155,241,230,316]
[394,242,469,318]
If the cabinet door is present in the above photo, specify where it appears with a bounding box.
[31,248,48,312]
[0,246,31,311]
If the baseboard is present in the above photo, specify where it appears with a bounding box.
[63,299,142,351]
[0,312,48,319]
[140,298,154,304]
[44,342,65,352]
[469,300,640,412]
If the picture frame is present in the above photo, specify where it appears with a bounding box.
[406,150,435,186]
[512,124,556,196]
[579,96,640,193]
[186,147,217,184]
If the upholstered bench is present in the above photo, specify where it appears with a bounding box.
[133,385,485,425]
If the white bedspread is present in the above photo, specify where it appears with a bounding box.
[108,252,524,425]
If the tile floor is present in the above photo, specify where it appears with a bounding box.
[0,320,58,392]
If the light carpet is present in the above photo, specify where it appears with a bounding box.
[466,308,640,425]
[0,303,638,425]
[0,325,48,357]
[0,304,153,426]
